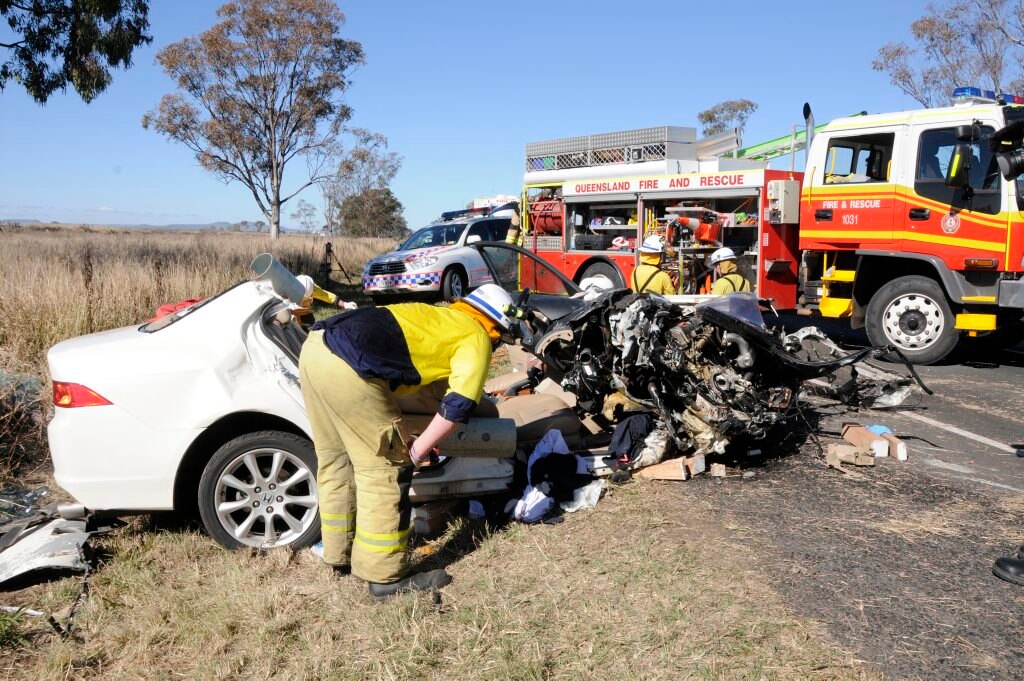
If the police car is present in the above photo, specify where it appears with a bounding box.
[362,206,514,300]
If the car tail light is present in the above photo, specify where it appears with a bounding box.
[52,381,112,408]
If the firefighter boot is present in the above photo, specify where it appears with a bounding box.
[993,557,1024,586]
[368,568,452,601]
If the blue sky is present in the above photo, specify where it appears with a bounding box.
[2,1,934,229]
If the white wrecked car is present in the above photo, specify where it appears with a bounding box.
[45,255,529,550]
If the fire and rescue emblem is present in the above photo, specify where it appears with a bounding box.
[941,213,961,234]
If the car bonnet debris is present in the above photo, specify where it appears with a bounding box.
[0,485,108,587]
[520,290,930,466]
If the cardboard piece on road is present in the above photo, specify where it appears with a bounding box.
[710,463,727,477]
[824,447,868,479]
[841,423,889,458]
[685,455,706,477]
[635,457,688,481]
[881,433,908,461]
[534,377,577,408]
[580,415,605,436]
[827,443,875,467]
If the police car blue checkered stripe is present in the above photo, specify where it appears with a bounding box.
[363,271,441,289]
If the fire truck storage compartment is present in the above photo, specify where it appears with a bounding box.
[642,191,762,292]
[566,199,636,252]
[526,187,564,235]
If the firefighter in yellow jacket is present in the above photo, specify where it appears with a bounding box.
[709,247,752,295]
[631,235,677,295]
[299,284,515,600]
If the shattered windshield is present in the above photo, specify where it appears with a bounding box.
[697,292,766,329]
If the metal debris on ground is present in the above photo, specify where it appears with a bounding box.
[0,485,49,521]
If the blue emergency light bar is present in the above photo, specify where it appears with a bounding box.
[952,86,997,100]
[951,86,1024,104]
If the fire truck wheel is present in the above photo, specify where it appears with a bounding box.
[865,275,958,365]
[579,262,624,288]
[441,267,467,302]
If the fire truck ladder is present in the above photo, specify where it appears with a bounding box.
[735,112,867,163]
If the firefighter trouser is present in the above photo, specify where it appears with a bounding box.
[299,330,413,584]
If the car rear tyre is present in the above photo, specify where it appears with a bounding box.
[198,431,320,550]
[865,275,958,365]
[442,267,467,301]
[579,261,624,288]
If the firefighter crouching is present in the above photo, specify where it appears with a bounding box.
[298,285,515,600]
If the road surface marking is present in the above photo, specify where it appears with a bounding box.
[922,459,1024,492]
[901,411,1018,455]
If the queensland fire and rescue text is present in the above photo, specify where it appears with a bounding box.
[570,173,750,196]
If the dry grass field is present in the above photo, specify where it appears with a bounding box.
[0,225,872,679]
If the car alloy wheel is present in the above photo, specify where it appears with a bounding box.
[199,431,320,550]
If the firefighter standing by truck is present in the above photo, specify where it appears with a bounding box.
[299,285,515,600]
[709,248,752,295]
[631,235,678,294]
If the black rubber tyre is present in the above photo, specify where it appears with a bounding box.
[865,275,958,365]
[441,267,467,301]
[198,430,320,550]
[579,261,624,288]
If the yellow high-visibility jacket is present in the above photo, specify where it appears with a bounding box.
[311,303,491,423]
[711,260,751,295]
[631,254,675,295]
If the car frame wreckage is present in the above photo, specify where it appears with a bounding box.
[513,286,931,466]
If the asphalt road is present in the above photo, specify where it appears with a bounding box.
[683,317,1024,678]
[778,314,1024,496]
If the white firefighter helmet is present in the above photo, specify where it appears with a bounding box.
[638,235,665,254]
[295,274,315,298]
[710,247,737,266]
[462,284,514,331]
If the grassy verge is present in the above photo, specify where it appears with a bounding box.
[0,483,869,679]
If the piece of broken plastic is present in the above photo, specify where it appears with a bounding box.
[0,518,89,585]
[560,479,603,513]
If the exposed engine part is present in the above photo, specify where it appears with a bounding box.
[519,291,928,459]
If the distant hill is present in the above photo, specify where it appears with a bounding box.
[0,218,306,232]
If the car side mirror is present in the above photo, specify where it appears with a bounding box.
[466,235,482,244]
[945,144,971,188]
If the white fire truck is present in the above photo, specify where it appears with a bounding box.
[518,89,1024,364]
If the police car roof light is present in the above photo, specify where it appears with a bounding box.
[952,86,1000,103]
[998,92,1024,105]
[953,86,984,99]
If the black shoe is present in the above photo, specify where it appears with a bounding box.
[332,565,351,576]
[992,557,1024,586]
[368,569,452,601]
